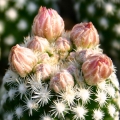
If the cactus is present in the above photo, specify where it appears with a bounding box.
[0,6,120,120]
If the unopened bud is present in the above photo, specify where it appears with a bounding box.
[55,37,71,52]
[70,22,99,49]
[32,6,64,42]
[67,64,77,75]
[50,70,74,93]
[38,53,50,63]
[34,63,51,81]
[82,54,113,85]
[67,52,76,61]
[9,44,37,77]
[76,49,94,63]
[27,36,49,52]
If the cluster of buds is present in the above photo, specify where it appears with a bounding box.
[0,6,120,120]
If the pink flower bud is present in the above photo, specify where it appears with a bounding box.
[38,53,50,63]
[67,52,76,61]
[32,6,64,42]
[34,63,51,80]
[70,22,99,49]
[82,54,113,85]
[27,36,49,52]
[76,49,95,63]
[50,70,74,93]
[9,44,37,77]
[55,37,71,52]
[67,64,77,75]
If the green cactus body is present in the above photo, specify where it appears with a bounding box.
[0,6,120,120]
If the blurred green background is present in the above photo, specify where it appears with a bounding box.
[0,0,120,85]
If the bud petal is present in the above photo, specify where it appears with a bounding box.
[82,54,113,85]
[67,64,77,75]
[50,70,74,93]
[27,36,49,52]
[32,6,64,42]
[67,52,76,61]
[76,49,96,63]
[55,37,71,52]
[38,53,50,63]
[34,63,51,81]
[70,22,99,49]
[9,44,37,77]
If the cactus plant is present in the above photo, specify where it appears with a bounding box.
[0,6,120,120]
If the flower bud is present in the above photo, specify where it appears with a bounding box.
[70,22,99,49]
[27,36,49,52]
[67,52,76,61]
[38,53,50,63]
[50,70,74,93]
[32,6,64,42]
[67,64,77,75]
[9,44,37,77]
[76,49,95,63]
[82,54,113,85]
[34,63,51,81]
[55,37,71,52]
